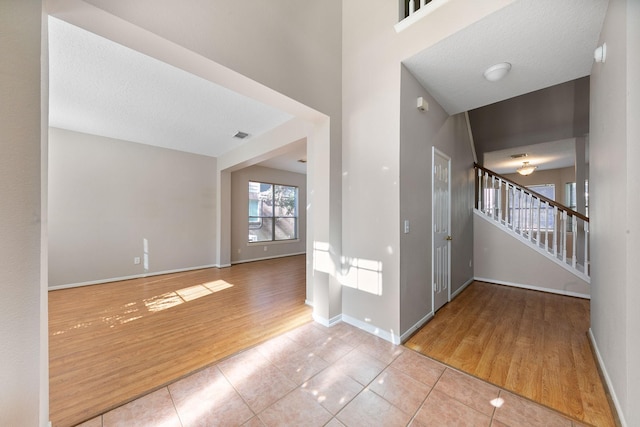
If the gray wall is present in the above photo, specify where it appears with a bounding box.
[590,0,640,425]
[399,66,475,337]
[469,77,590,156]
[230,165,306,263]
[504,166,575,205]
[48,127,217,287]
[0,1,47,425]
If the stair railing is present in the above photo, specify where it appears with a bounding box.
[475,163,589,279]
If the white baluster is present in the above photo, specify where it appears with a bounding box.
[584,221,589,275]
[498,180,503,224]
[477,168,482,210]
[529,193,534,243]
[409,0,416,15]
[505,185,511,229]
[484,172,490,216]
[553,206,558,257]
[562,211,568,263]
[571,216,578,268]
[536,197,541,246]
[544,202,549,252]
[421,0,427,8]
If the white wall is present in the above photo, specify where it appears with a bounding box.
[590,0,640,425]
[0,1,47,425]
[399,66,474,337]
[341,0,507,340]
[474,212,590,298]
[52,0,342,322]
[48,128,217,287]
[230,165,306,263]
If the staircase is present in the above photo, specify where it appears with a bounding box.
[474,164,590,283]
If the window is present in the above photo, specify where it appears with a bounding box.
[566,180,589,230]
[509,184,555,231]
[566,180,589,216]
[248,181,298,242]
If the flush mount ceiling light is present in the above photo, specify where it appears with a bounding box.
[517,161,537,176]
[483,62,512,82]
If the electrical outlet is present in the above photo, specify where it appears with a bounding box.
[134,257,141,265]
[264,246,268,252]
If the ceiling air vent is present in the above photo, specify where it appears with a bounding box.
[510,153,528,159]
[233,131,249,139]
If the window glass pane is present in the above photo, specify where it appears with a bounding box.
[528,184,555,200]
[274,185,297,217]
[258,184,273,217]
[248,218,273,242]
[509,184,555,230]
[248,182,261,216]
[275,218,297,240]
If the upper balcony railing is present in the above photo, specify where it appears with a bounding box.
[396,0,447,32]
[402,0,434,19]
[475,164,590,281]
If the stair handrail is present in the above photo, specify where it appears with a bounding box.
[475,164,588,222]
[474,163,589,279]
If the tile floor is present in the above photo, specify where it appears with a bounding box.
[76,322,586,427]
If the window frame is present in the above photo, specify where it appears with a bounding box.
[248,180,299,243]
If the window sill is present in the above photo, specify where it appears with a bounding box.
[247,239,301,247]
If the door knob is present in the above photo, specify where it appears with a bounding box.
[446,235,452,241]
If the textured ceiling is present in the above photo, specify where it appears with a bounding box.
[48,16,293,158]
[403,0,609,115]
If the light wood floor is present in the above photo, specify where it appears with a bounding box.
[49,255,312,427]
[51,258,616,427]
[405,281,617,427]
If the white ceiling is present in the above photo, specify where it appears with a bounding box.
[483,138,577,175]
[48,16,293,159]
[49,1,609,176]
[403,0,609,115]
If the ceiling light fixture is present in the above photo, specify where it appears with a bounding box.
[517,161,537,176]
[483,62,512,82]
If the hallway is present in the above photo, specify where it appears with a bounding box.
[405,281,616,427]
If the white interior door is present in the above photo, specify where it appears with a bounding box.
[432,147,451,313]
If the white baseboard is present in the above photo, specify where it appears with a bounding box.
[312,312,342,328]
[341,314,401,345]
[400,312,433,343]
[48,264,217,290]
[231,252,306,265]
[588,328,627,427]
[474,276,590,299]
